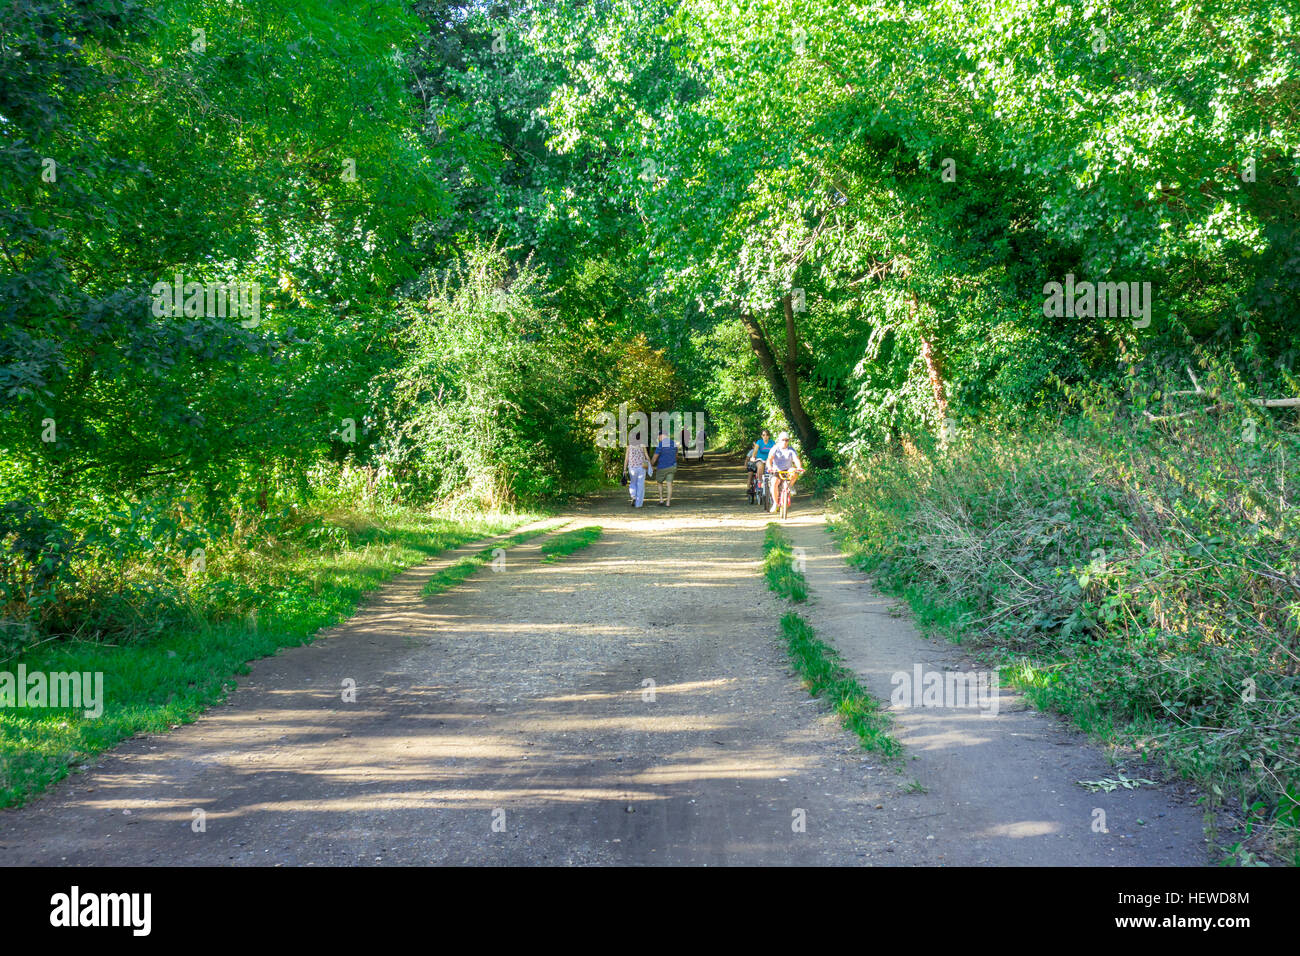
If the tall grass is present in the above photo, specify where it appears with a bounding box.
[832,369,1300,864]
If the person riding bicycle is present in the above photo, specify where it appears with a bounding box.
[747,428,775,490]
[765,431,804,513]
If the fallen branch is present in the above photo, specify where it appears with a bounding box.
[1144,403,1228,422]
[1161,366,1300,408]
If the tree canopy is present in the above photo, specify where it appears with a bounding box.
[2,0,1296,560]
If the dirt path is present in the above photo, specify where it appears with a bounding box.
[0,457,1210,865]
[782,518,1210,865]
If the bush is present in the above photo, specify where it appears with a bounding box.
[376,239,613,507]
[833,369,1300,863]
[0,498,79,654]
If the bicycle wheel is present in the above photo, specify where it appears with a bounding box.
[779,481,789,520]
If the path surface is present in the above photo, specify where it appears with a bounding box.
[0,457,1210,865]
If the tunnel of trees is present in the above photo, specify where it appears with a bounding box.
[2,0,1298,860]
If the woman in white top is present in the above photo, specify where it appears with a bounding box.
[765,431,804,512]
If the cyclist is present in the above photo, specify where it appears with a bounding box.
[747,429,775,499]
[765,431,804,513]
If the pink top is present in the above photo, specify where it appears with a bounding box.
[625,444,649,469]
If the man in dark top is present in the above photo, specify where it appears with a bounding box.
[651,429,678,507]
[680,418,706,462]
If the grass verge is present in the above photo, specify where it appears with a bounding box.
[0,509,535,809]
[831,385,1300,865]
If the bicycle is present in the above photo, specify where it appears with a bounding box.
[746,460,760,504]
[755,464,773,511]
[773,468,803,520]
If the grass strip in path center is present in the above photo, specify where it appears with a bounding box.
[421,521,571,597]
[763,522,902,762]
[539,525,603,562]
[763,523,808,602]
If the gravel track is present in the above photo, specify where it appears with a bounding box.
[0,457,1212,866]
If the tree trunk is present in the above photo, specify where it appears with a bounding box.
[738,304,826,463]
[911,294,949,424]
[781,292,823,454]
[920,336,948,423]
[257,456,269,513]
[740,308,788,404]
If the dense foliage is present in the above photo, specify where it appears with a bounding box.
[0,0,680,647]
[835,366,1300,863]
[2,0,1297,858]
[535,0,1298,451]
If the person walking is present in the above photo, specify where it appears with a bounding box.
[624,439,650,508]
[651,428,678,507]
[680,418,706,463]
